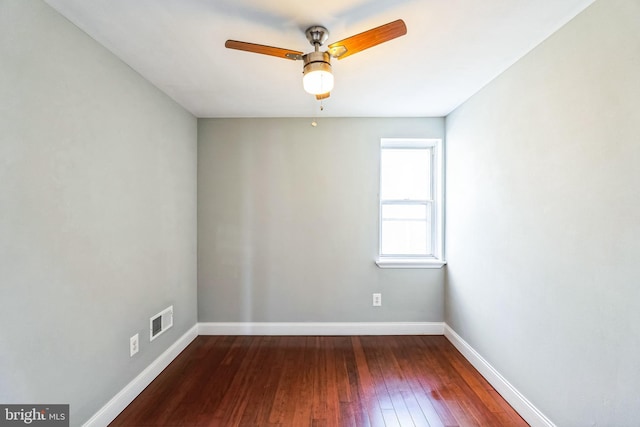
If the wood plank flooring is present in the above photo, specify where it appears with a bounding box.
[110,336,528,427]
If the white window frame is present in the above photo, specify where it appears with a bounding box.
[376,138,445,269]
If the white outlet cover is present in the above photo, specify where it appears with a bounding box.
[373,293,382,307]
[130,333,139,357]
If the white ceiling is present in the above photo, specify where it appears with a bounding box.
[44,0,595,118]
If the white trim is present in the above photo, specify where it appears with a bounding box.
[198,322,444,336]
[381,138,440,149]
[83,324,198,427]
[444,325,556,427]
[375,257,446,269]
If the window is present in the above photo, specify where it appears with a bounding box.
[376,138,445,268]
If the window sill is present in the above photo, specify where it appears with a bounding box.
[375,257,447,269]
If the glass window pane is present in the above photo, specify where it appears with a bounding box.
[382,204,427,220]
[380,148,431,200]
[381,220,432,256]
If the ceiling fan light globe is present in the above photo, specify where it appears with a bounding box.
[302,52,334,95]
[303,69,334,95]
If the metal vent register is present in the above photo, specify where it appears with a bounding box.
[150,305,173,341]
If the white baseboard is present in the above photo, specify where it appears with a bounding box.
[198,321,444,336]
[83,324,198,427]
[443,324,555,427]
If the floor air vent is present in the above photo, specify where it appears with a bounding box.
[150,305,173,341]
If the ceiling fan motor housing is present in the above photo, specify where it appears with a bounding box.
[303,51,331,69]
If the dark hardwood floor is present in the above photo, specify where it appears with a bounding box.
[110,335,528,427]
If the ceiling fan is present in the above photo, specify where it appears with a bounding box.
[225,19,407,100]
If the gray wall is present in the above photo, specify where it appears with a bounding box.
[0,1,197,425]
[198,118,444,322]
[445,0,640,425]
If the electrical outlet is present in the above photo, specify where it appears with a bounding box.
[372,293,382,307]
[130,333,139,357]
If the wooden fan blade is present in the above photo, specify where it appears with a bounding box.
[225,40,303,60]
[316,92,330,100]
[327,19,407,60]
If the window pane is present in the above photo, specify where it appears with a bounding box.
[382,204,427,220]
[381,220,431,256]
[380,148,431,200]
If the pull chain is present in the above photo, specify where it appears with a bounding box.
[312,98,324,127]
